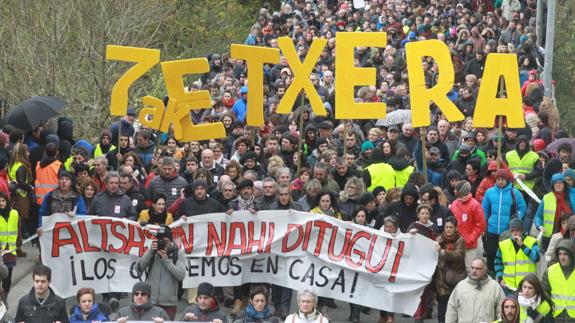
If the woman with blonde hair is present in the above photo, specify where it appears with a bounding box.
[8,144,33,257]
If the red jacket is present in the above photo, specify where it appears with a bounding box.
[0,170,10,199]
[449,194,486,249]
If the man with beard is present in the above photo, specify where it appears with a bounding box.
[415,127,450,170]
[228,179,256,212]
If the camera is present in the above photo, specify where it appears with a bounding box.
[155,225,172,251]
[156,239,166,251]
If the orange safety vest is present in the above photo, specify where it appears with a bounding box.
[34,160,62,205]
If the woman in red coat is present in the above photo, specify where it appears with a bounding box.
[449,180,486,272]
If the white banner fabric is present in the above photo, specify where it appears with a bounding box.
[41,211,438,315]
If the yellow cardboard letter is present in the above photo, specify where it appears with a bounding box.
[335,32,387,119]
[406,40,463,127]
[139,96,165,130]
[473,53,525,128]
[231,44,280,126]
[160,59,225,141]
[277,37,327,116]
[106,45,160,116]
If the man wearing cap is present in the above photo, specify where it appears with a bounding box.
[415,127,450,170]
[449,180,486,271]
[494,218,540,294]
[179,180,227,217]
[482,170,527,272]
[535,173,575,251]
[542,239,575,322]
[426,146,447,186]
[180,282,227,322]
[117,282,170,322]
[38,171,86,227]
[386,125,406,151]
[110,107,136,145]
[453,132,487,167]
[135,225,185,320]
[447,143,476,175]
[317,121,334,140]
[228,179,256,212]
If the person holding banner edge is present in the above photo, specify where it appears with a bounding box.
[116,281,170,322]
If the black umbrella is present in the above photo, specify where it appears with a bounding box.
[2,96,66,131]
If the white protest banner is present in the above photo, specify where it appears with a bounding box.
[41,211,438,315]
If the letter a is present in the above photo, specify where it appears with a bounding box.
[406,40,463,127]
[473,53,525,128]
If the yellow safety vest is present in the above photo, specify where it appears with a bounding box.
[93,144,115,158]
[548,262,575,318]
[365,163,396,192]
[8,162,28,197]
[506,150,539,190]
[519,300,551,322]
[542,193,558,239]
[0,209,19,255]
[394,165,414,189]
[500,236,538,290]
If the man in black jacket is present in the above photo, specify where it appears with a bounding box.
[179,180,227,217]
[379,183,419,232]
[15,264,69,323]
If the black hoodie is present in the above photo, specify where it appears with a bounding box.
[379,183,419,232]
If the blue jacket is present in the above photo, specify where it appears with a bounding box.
[482,182,527,234]
[69,303,109,323]
[232,98,247,123]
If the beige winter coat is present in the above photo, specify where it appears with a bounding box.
[445,275,505,323]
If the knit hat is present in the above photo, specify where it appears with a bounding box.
[372,186,386,197]
[564,168,575,180]
[192,180,208,191]
[358,192,374,205]
[132,282,151,296]
[495,169,509,181]
[361,141,375,153]
[509,218,523,231]
[455,181,471,197]
[58,171,74,181]
[197,282,216,297]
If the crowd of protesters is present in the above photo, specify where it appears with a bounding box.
[0,0,574,322]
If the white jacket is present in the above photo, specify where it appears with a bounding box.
[284,311,329,323]
[446,276,505,323]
